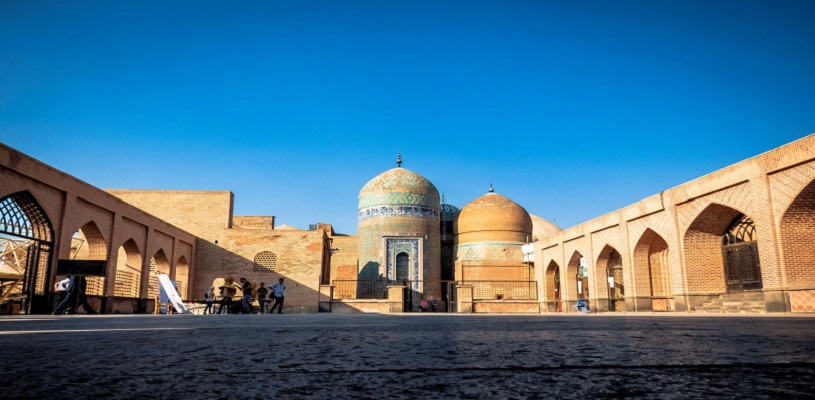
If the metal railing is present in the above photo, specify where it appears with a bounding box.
[461,280,538,301]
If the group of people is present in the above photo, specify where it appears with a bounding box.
[202,277,286,315]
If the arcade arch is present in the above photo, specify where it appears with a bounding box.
[779,178,815,288]
[684,204,762,294]
[176,256,189,299]
[545,260,561,312]
[632,229,671,311]
[565,251,587,312]
[70,221,107,297]
[148,249,170,299]
[0,191,54,313]
[596,245,625,312]
[114,239,142,298]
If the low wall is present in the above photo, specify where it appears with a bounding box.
[474,301,540,313]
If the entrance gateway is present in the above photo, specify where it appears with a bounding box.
[721,214,762,292]
[0,192,54,314]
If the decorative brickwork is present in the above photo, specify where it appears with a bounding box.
[631,229,671,301]
[778,178,815,289]
[789,290,815,312]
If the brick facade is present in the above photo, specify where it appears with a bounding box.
[537,133,815,313]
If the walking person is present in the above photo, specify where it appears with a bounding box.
[256,282,269,314]
[52,277,71,314]
[203,286,215,314]
[269,278,286,314]
[239,277,253,314]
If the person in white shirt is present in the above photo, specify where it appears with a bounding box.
[269,278,286,314]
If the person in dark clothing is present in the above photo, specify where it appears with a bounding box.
[239,277,253,314]
[52,276,95,315]
[256,282,269,314]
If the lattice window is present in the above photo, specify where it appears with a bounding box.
[253,251,277,272]
[722,214,757,245]
[114,268,140,298]
[0,192,53,242]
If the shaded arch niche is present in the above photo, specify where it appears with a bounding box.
[114,239,142,298]
[564,251,585,312]
[71,221,108,297]
[595,245,625,312]
[176,256,189,299]
[779,178,815,312]
[632,229,671,311]
[0,191,54,314]
[545,260,561,312]
[683,203,762,309]
[148,249,170,299]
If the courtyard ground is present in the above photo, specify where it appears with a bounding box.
[0,313,813,399]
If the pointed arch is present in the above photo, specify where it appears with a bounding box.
[176,255,189,299]
[779,178,815,290]
[148,249,170,299]
[545,260,561,312]
[0,191,54,313]
[71,221,108,296]
[595,245,624,312]
[564,251,585,311]
[114,239,142,298]
[633,229,671,311]
[683,203,760,294]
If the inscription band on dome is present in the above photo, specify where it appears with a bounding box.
[358,205,440,222]
[358,192,439,208]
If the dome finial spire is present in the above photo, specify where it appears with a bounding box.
[441,193,446,203]
[488,183,494,193]
[396,153,402,168]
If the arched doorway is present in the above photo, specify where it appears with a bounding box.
[565,251,586,312]
[721,214,762,291]
[0,191,54,314]
[606,249,625,311]
[632,229,671,311]
[545,260,561,312]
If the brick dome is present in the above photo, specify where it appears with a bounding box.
[455,191,532,244]
[530,214,562,241]
[358,167,439,208]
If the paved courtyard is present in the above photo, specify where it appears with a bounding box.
[1,313,813,399]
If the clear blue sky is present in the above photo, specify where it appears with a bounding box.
[2,1,814,234]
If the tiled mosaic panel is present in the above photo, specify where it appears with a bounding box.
[358,192,438,208]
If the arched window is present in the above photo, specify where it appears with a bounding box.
[395,252,409,281]
[722,214,757,245]
[253,251,277,272]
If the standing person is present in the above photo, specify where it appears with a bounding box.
[217,284,234,314]
[269,278,286,314]
[256,282,269,314]
[239,277,253,314]
[203,286,215,315]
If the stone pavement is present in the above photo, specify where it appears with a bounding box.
[1,313,814,399]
